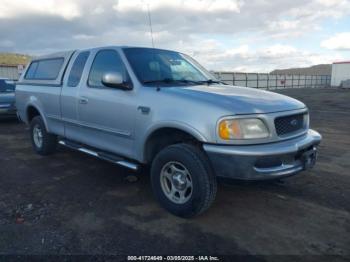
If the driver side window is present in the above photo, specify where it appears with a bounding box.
[88,49,129,88]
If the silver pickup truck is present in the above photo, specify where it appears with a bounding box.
[16,46,321,217]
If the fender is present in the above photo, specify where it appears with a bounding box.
[25,96,49,131]
[138,121,208,163]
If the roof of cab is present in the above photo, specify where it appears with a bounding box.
[35,46,136,58]
[31,50,76,61]
[32,45,175,60]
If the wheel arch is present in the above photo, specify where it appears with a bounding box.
[142,124,207,164]
[26,104,49,130]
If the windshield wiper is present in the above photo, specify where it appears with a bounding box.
[143,79,201,85]
[143,78,175,84]
[198,79,227,85]
[142,78,226,86]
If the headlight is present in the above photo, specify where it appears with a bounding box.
[218,118,269,140]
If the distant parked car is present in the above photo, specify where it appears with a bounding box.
[0,78,16,117]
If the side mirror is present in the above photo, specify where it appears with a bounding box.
[101,72,132,90]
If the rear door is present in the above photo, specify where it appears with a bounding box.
[76,48,137,158]
[61,51,90,141]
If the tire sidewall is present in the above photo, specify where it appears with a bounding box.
[151,145,211,217]
[30,116,53,154]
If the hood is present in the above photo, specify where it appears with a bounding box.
[165,84,306,114]
[0,92,15,104]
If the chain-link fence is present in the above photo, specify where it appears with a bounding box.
[213,72,331,89]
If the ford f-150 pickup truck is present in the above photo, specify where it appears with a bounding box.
[16,46,321,217]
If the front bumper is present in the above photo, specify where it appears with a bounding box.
[203,129,322,180]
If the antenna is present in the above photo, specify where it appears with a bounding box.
[147,3,155,48]
[145,2,160,90]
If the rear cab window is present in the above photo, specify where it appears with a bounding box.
[67,51,90,87]
[25,62,39,79]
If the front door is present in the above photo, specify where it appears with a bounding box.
[76,49,136,158]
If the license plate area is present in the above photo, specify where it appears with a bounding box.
[301,146,317,170]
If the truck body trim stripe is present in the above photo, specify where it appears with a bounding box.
[47,114,131,138]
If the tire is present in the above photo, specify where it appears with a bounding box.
[151,143,217,218]
[30,116,57,155]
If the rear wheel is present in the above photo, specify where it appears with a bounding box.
[151,143,217,218]
[30,116,57,155]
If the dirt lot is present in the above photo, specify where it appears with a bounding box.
[0,88,349,259]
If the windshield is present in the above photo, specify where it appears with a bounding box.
[0,80,15,92]
[123,48,216,86]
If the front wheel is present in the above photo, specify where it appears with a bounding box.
[151,144,217,218]
[30,116,57,155]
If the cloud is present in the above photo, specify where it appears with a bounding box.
[0,40,14,48]
[0,0,81,20]
[264,0,350,39]
[0,0,349,72]
[185,41,342,72]
[316,0,347,7]
[73,34,96,40]
[321,32,350,50]
[114,0,243,13]
[259,45,298,59]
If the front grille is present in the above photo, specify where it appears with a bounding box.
[275,113,305,136]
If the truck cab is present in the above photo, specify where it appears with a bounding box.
[16,46,321,217]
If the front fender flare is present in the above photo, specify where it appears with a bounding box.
[138,121,209,163]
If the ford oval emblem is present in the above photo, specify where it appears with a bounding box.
[290,119,298,126]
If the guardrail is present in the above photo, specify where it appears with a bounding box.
[213,72,331,89]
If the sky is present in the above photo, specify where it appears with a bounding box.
[0,0,349,72]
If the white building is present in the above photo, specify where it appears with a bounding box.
[331,61,350,87]
[0,64,25,80]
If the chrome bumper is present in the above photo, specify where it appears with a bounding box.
[0,104,16,116]
[203,129,322,180]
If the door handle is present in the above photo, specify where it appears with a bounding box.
[79,97,88,105]
[138,106,150,114]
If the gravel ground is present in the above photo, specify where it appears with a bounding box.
[0,88,349,260]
